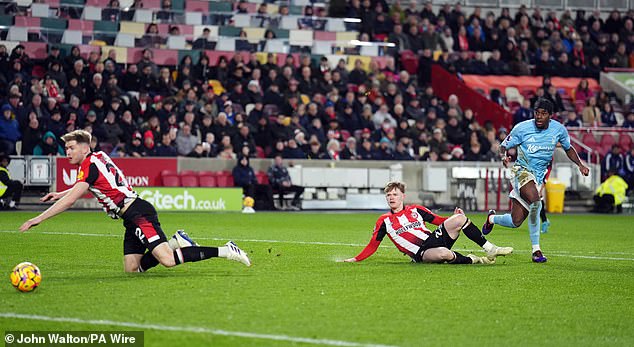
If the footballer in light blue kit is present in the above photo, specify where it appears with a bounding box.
[482,98,589,263]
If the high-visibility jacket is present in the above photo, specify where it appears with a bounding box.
[0,166,9,196]
[595,175,629,205]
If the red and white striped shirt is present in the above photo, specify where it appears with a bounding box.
[353,205,447,261]
[76,151,137,217]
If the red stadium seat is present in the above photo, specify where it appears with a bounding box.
[198,174,217,187]
[180,174,199,187]
[162,175,180,187]
[618,134,632,152]
[256,171,269,185]
[256,146,266,159]
[161,170,178,176]
[400,50,418,75]
[216,171,234,187]
[600,133,616,147]
[581,133,599,148]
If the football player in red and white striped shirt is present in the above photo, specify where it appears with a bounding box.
[20,130,251,272]
[342,181,513,264]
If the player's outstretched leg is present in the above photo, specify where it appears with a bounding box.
[444,214,513,260]
[138,241,251,272]
[422,247,494,265]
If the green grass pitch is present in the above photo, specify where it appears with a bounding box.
[1,211,633,346]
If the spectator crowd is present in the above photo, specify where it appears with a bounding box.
[0,0,633,171]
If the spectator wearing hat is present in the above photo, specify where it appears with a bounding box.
[126,131,145,157]
[82,110,98,129]
[232,124,257,158]
[263,83,284,107]
[48,59,67,89]
[9,44,30,70]
[340,103,361,133]
[304,138,325,159]
[0,105,20,154]
[374,137,394,160]
[89,94,107,123]
[357,138,376,160]
[47,108,66,140]
[33,131,63,156]
[142,130,156,156]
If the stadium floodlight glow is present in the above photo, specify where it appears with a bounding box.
[348,40,396,48]
[343,18,362,23]
[349,40,372,46]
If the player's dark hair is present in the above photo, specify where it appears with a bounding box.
[384,181,405,194]
[61,129,92,145]
[534,97,554,114]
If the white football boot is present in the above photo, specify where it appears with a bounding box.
[225,241,251,267]
[486,245,514,260]
[467,254,496,264]
[168,230,199,250]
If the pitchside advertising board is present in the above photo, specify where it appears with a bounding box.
[55,158,242,212]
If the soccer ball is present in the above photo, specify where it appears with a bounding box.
[243,196,255,208]
[10,262,42,292]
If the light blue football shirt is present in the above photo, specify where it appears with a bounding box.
[501,119,571,184]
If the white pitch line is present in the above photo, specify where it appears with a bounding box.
[2,230,634,261]
[0,313,397,347]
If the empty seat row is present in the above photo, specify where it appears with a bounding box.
[160,170,270,188]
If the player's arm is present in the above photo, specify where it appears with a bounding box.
[559,128,590,176]
[415,206,449,225]
[342,222,386,262]
[19,182,89,232]
[500,126,521,168]
[40,188,73,202]
[564,147,590,176]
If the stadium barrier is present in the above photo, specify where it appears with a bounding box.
[136,187,242,212]
[6,153,600,211]
[55,157,177,192]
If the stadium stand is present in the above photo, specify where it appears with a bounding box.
[0,0,632,198]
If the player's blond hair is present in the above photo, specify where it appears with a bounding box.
[61,130,92,145]
[384,181,405,194]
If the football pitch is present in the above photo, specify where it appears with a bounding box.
[1,211,633,347]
